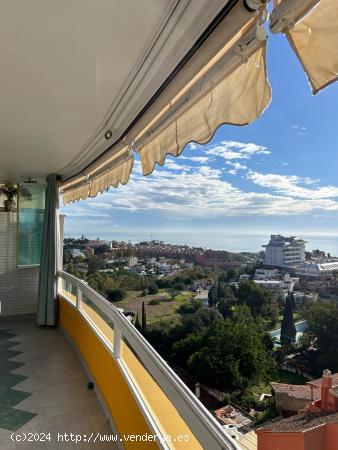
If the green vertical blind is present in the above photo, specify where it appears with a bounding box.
[17,184,45,266]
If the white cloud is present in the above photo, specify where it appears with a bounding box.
[164,159,191,171]
[65,164,338,219]
[206,140,270,160]
[247,171,338,199]
[226,161,248,170]
[189,156,210,163]
[198,166,222,178]
[180,155,210,163]
[228,169,237,175]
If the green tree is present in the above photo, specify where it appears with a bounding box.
[94,244,110,256]
[290,292,296,310]
[281,294,296,343]
[302,301,338,372]
[134,313,141,332]
[106,288,126,302]
[141,301,147,336]
[63,249,72,264]
[177,300,203,315]
[226,267,237,281]
[155,278,173,289]
[208,283,218,307]
[237,281,272,318]
[87,255,102,274]
[184,305,273,391]
[148,284,159,295]
[217,283,237,318]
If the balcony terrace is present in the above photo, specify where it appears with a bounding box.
[0,316,114,449]
[0,270,241,450]
[1,1,337,449]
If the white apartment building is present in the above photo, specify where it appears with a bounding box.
[296,262,338,278]
[263,235,307,268]
[254,268,280,280]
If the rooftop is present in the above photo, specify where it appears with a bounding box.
[215,405,253,428]
[263,411,338,433]
[271,383,320,401]
[307,373,338,388]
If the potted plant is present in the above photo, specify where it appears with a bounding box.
[0,183,32,212]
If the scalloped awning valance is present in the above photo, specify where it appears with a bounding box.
[61,0,338,204]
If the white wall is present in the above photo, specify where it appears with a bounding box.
[0,211,39,316]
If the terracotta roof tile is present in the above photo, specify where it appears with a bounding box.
[271,383,320,401]
[262,411,338,432]
[330,386,338,399]
[307,373,338,388]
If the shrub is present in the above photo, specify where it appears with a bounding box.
[161,297,174,303]
[148,299,160,306]
[106,288,126,302]
[148,284,159,295]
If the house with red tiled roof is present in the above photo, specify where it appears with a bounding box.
[257,370,338,450]
[271,382,321,417]
[270,371,338,417]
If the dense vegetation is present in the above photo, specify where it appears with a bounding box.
[147,301,275,410]
[301,300,338,372]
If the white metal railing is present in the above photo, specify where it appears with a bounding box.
[57,270,241,450]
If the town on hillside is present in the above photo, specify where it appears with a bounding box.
[63,234,338,448]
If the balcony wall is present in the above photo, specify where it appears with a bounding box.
[0,210,39,316]
[58,271,239,450]
[59,297,159,449]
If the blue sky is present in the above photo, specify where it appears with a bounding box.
[61,32,338,251]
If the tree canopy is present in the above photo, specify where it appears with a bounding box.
[281,294,296,343]
[302,300,338,372]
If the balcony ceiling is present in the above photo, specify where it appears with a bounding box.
[0,0,227,182]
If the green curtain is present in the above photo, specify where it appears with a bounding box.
[36,174,59,326]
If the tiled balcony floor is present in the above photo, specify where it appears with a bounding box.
[0,316,117,449]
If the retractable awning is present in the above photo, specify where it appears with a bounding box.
[270,0,338,94]
[61,0,338,204]
[1,1,334,203]
[138,29,271,176]
[60,0,269,201]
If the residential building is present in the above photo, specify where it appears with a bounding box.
[239,274,251,281]
[271,382,321,417]
[258,371,338,450]
[126,256,138,267]
[296,262,338,278]
[263,235,307,268]
[69,248,84,258]
[293,291,317,308]
[254,268,280,280]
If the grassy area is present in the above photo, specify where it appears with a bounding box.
[117,289,195,324]
[248,369,308,424]
[273,369,307,385]
[249,369,308,398]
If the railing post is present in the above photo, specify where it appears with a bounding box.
[76,282,82,311]
[114,325,121,359]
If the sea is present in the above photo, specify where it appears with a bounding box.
[66,232,338,256]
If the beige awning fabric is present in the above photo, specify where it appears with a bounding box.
[62,183,91,205]
[271,0,338,94]
[138,32,271,176]
[61,149,133,205]
[59,2,262,202]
